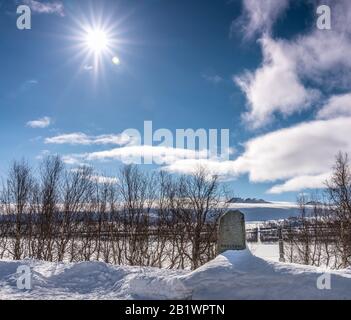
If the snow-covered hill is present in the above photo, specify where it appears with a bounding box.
[1,249,351,300]
[228,202,301,221]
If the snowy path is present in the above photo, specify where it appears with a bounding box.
[1,250,351,300]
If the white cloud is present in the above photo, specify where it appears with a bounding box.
[164,159,239,179]
[27,79,38,85]
[85,145,209,165]
[27,116,51,128]
[83,65,93,71]
[289,34,351,91]
[17,79,38,95]
[54,118,351,194]
[317,93,351,120]
[234,0,290,39]
[228,0,351,192]
[231,117,351,183]
[235,37,318,127]
[203,74,223,84]
[23,0,65,16]
[61,145,210,167]
[62,154,86,165]
[45,133,132,146]
[162,118,351,193]
[70,168,118,184]
[57,118,351,195]
[35,149,51,160]
[234,0,351,128]
[89,175,118,184]
[268,172,331,194]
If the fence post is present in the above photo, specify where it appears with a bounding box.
[257,224,261,244]
[278,226,285,262]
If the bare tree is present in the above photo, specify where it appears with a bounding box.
[326,152,351,268]
[35,156,64,261]
[1,160,34,260]
[173,166,228,269]
[285,153,351,269]
[118,165,156,266]
[57,166,94,262]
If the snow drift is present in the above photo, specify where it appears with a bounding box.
[1,250,350,300]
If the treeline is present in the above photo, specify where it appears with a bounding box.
[284,152,351,269]
[0,156,229,270]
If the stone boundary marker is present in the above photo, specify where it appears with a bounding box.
[217,210,246,254]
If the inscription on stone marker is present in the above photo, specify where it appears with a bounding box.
[217,211,246,254]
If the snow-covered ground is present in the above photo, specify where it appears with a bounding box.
[248,243,280,261]
[1,248,351,300]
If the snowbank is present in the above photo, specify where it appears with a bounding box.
[0,260,189,300]
[1,250,351,300]
[183,250,351,300]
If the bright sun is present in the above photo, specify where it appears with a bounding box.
[76,21,121,72]
[85,29,109,54]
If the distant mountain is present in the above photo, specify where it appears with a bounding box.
[228,197,271,204]
[305,201,323,206]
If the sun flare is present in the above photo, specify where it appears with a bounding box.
[85,29,109,54]
[72,14,125,76]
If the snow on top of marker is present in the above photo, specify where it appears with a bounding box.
[184,249,351,300]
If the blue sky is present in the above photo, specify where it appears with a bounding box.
[1,0,351,202]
